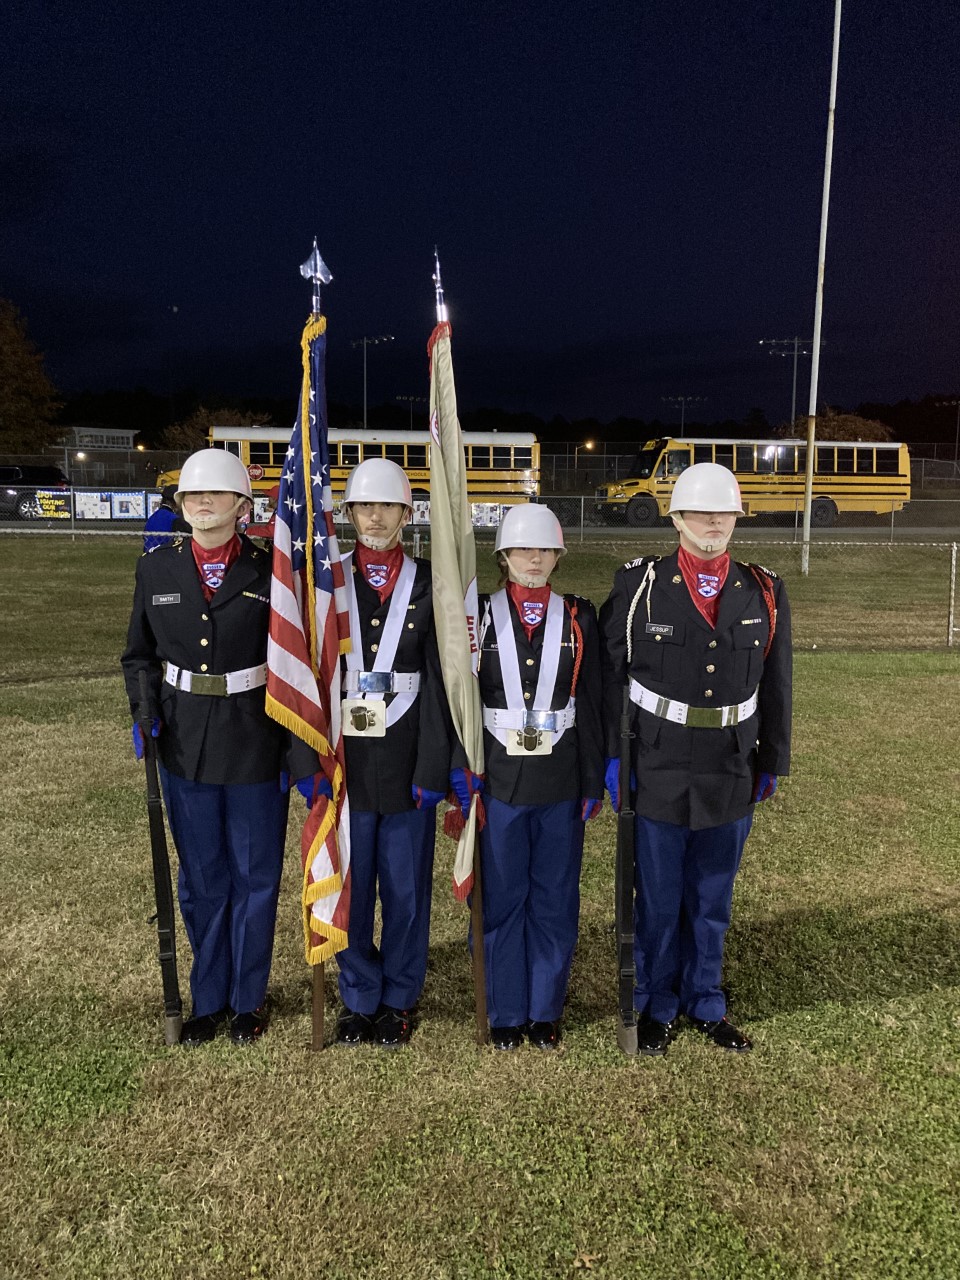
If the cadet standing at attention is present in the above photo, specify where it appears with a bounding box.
[477,503,604,1051]
[599,462,792,1056]
[122,448,315,1046]
[334,458,464,1048]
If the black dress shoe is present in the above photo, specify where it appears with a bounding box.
[637,1016,676,1057]
[179,1008,229,1047]
[527,1020,561,1051]
[490,1025,525,1051]
[230,1008,268,1045]
[688,1016,752,1052]
[336,1008,376,1046]
[375,1005,414,1048]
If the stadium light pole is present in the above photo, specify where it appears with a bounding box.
[395,394,427,430]
[759,338,814,427]
[801,0,843,577]
[662,396,706,438]
[935,400,960,466]
[350,334,395,429]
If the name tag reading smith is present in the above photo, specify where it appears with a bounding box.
[152,593,181,606]
[645,623,674,636]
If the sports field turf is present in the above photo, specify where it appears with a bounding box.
[1,536,958,1279]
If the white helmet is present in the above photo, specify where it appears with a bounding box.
[495,503,566,555]
[343,457,412,509]
[176,449,253,501]
[668,463,744,515]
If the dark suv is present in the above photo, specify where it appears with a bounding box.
[0,465,72,519]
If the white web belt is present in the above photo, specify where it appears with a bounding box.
[342,670,421,694]
[482,706,576,732]
[629,678,758,728]
[164,662,267,697]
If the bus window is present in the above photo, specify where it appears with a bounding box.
[340,443,360,467]
[514,447,532,468]
[735,445,755,472]
[694,445,713,464]
[797,447,807,474]
[756,444,776,474]
[666,449,690,477]
[628,444,664,479]
[493,447,512,469]
[856,448,875,474]
[470,446,491,468]
[816,447,835,473]
[715,445,734,471]
[362,443,384,460]
[407,445,427,468]
[876,450,899,474]
[775,446,797,473]
[836,448,855,474]
[248,441,272,465]
[221,440,241,458]
[385,444,405,465]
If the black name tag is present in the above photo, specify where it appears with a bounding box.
[152,593,180,605]
[645,623,674,636]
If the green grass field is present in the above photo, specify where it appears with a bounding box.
[1,537,959,1279]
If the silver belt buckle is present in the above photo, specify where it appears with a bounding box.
[357,671,393,694]
[524,710,558,733]
[189,673,227,697]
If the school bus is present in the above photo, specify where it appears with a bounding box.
[594,437,911,528]
[158,426,539,505]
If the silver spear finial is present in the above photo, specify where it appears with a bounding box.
[432,247,448,323]
[300,237,333,318]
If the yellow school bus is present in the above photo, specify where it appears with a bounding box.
[594,437,910,528]
[159,425,539,504]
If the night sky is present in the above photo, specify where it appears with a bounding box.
[4,1,959,427]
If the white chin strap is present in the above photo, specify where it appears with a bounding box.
[352,508,408,551]
[505,563,550,589]
[672,514,733,556]
[182,495,248,533]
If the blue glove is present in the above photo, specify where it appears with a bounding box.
[449,768,484,819]
[604,758,637,814]
[752,772,778,803]
[297,775,334,809]
[581,798,602,822]
[132,718,160,761]
[412,785,445,810]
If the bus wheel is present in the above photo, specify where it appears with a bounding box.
[811,498,837,528]
[626,497,659,527]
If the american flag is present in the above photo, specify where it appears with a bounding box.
[265,314,352,963]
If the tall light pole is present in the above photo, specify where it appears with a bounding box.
[662,395,706,438]
[935,400,960,466]
[350,334,394,428]
[759,338,815,428]
[395,394,427,430]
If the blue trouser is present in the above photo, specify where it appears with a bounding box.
[159,769,289,1017]
[479,797,584,1027]
[337,808,436,1015]
[633,813,753,1024]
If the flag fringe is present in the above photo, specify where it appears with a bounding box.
[265,692,335,760]
[307,926,348,966]
[305,873,343,903]
[451,872,474,903]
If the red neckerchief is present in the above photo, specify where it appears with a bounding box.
[507,581,552,643]
[191,534,241,602]
[355,541,404,603]
[678,545,730,628]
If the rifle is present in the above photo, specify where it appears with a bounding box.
[137,672,183,1046]
[615,684,638,1055]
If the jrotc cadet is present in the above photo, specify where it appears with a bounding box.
[335,458,463,1048]
[476,504,604,1051]
[122,448,315,1046]
[599,463,792,1056]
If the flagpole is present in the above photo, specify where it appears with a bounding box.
[430,252,489,1045]
[300,237,333,1052]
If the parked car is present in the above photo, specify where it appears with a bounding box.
[0,465,72,519]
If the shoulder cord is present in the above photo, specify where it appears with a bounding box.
[477,598,493,673]
[564,598,584,696]
[625,561,656,666]
[747,566,778,659]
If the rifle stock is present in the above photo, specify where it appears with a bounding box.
[137,672,183,1046]
[615,684,637,1055]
